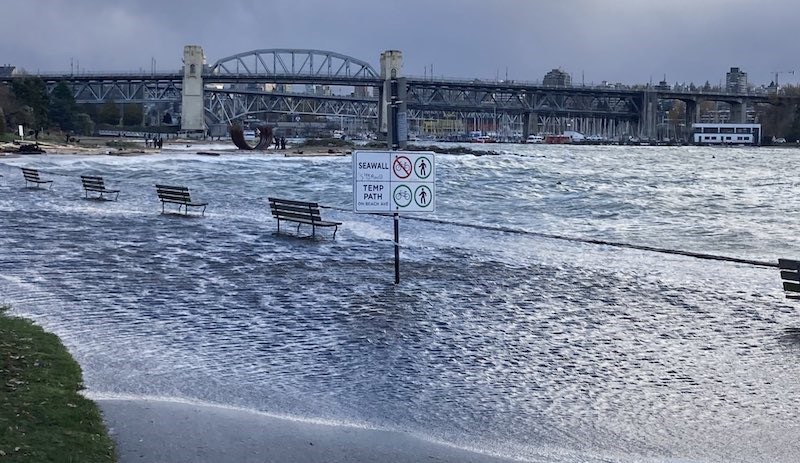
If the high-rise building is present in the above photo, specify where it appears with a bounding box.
[726,67,748,94]
[543,69,572,87]
[0,65,16,77]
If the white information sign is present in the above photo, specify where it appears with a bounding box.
[353,150,435,213]
[18,125,23,137]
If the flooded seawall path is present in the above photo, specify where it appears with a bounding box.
[1,144,799,462]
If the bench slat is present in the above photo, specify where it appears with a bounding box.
[268,197,320,208]
[781,270,800,282]
[273,211,323,222]
[158,192,191,201]
[271,204,315,214]
[779,259,800,271]
[783,281,800,293]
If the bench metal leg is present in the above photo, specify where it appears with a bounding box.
[162,202,166,214]
[296,223,301,234]
[333,225,338,239]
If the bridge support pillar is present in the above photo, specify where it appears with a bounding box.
[639,90,658,141]
[181,45,206,132]
[379,50,403,138]
[730,101,747,124]
[522,112,531,140]
[684,99,699,143]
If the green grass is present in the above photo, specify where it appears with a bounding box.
[0,306,116,462]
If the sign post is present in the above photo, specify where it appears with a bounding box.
[353,150,436,283]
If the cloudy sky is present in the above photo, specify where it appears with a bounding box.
[1,0,797,86]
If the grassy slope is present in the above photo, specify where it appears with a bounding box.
[0,308,116,462]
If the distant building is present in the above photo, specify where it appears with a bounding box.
[0,65,16,77]
[354,86,371,98]
[692,123,760,145]
[726,67,748,94]
[543,69,571,87]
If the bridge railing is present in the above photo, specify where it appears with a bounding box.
[404,74,776,97]
[12,70,182,78]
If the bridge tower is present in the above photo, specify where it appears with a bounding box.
[181,45,206,132]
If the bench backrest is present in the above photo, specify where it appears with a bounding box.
[81,175,105,190]
[268,197,322,222]
[156,184,192,203]
[21,168,41,181]
[779,258,800,298]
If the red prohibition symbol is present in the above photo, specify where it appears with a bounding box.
[393,156,413,179]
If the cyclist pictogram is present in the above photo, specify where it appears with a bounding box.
[393,156,413,179]
[393,185,413,208]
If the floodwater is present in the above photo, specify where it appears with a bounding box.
[1,144,799,462]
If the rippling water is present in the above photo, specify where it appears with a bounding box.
[1,144,800,462]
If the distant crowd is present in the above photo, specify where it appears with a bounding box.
[144,137,163,149]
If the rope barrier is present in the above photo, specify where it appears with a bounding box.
[322,205,778,269]
[0,163,779,269]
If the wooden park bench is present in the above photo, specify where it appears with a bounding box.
[779,258,800,299]
[268,197,342,239]
[155,184,208,216]
[21,168,53,189]
[80,175,120,201]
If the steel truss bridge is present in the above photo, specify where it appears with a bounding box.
[0,48,789,138]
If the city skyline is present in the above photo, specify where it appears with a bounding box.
[1,0,797,86]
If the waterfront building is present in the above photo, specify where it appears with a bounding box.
[543,69,572,87]
[692,123,761,145]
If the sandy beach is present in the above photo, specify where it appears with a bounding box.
[0,138,352,157]
[96,398,520,463]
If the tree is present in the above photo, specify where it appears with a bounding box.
[0,85,18,122]
[758,85,800,140]
[72,113,94,136]
[11,77,49,129]
[98,101,121,125]
[78,103,98,120]
[14,105,35,129]
[49,82,78,131]
[0,106,6,134]
[122,103,143,126]
[162,111,173,125]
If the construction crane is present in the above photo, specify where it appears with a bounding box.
[773,70,795,88]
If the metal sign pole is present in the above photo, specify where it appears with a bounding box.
[394,212,400,284]
[388,77,401,284]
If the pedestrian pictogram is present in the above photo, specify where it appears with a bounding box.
[414,157,431,179]
[393,156,413,179]
[415,185,431,207]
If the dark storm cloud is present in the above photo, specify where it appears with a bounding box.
[1,0,797,86]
